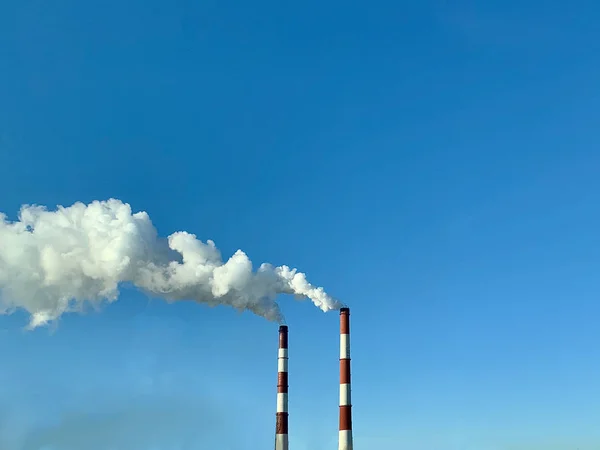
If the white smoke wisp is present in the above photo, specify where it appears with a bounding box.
[0,199,343,329]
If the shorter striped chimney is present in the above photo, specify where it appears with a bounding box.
[275,325,289,450]
[339,307,353,450]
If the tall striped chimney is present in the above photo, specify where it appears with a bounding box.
[339,307,353,450]
[275,325,289,450]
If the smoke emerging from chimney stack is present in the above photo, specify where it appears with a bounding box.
[0,199,343,328]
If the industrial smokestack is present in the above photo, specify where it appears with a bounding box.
[338,307,353,450]
[275,325,289,450]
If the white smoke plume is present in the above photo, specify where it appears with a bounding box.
[0,199,343,328]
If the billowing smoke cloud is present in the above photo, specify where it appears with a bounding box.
[0,199,342,328]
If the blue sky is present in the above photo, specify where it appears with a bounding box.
[1,0,600,448]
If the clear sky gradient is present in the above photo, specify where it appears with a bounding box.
[1,0,600,449]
